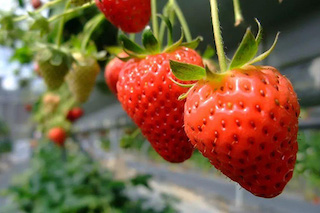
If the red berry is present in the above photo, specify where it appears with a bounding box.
[105,52,128,94]
[95,0,151,33]
[184,66,300,198]
[24,104,32,112]
[31,0,42,9]
[48,127,67,146]
[67,107,84,122]
[117,47,204,163]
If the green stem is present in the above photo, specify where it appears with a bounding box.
[13,0,64,22]
[151,0,159,39]
[171,0,192,42]
[56,1,71,47]
[81,13,105,52]
[210,0,227,73]
[48,2,94,22]
[233,0,243,26]
[129,33,136,41]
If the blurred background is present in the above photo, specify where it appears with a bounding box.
[0,0,320,212]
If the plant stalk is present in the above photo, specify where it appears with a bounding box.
[56,1,71,47]
[13,0,64,22]
[170,0,192,42]
[210,0,227,73]
[49,2,94,22]
[233,0,243,26]
[151,0,159,39]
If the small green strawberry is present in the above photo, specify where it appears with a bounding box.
[36,46,73,90]
[66,53,100,103]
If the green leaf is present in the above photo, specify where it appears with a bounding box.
[229,28,258,70]
[164,31,184,53]
[255,18,263,45]
[245,32,280,66]
[181,36,203,49]
[30,16,50,37]
[118,34,146,54]
[142,27,160,54]
[170,60,206,81]
[169,77,195,88]
[202,45,215,59]
[157,14,173,40]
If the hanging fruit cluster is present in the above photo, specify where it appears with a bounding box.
[0,0,300,199]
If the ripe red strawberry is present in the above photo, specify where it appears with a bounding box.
[31,0,42,9]
[95,0,151,33]
[117,47,203,163]
[66,107,84,122]
[48,127,67,146]
[183,66,300,198]
[105,52,128,94]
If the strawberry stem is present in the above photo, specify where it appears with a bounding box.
[81,13,105,52]
[56,0,71,47]
[48,2,94,22]
[13,0,64,22]
[170,0,192,42]
[233,0,243,26]
[210,0,227,73]
[151,0,159,39]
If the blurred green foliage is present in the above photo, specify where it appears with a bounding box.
[296,130,320,190]
[1,141,178,213]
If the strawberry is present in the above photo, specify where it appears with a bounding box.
[66,107,84,122]
[104,52,127,94]
[171,21,300,197]
[36,46,72,90]
[48,127,67,146]
[95,0,151,33]
[117,47,203,163]
[66,53,100,103]
[31,0,42,9]
[24,104,32,112]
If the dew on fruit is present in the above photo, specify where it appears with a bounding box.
[248,137,254,145]
[256,155,262,161]
[270,112,275,120]
[239,158,245,164]
[261,79,267,84]
[203,118,207,125]
[256,104,262,112]
[239,101,245,109]
[221,120,226,128]
[235,119,241,127]
[214,130,219,138]
[276,167,282,173]
[250,121,256,129]
[259,143,266,150]
[243,84,250,91]
[263,127,268,135]
[275,182,282,188]
[285,171,293,181]
[265,163,271,169]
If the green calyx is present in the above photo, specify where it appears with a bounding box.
[118,26,203,59]
[170,19,279,83]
